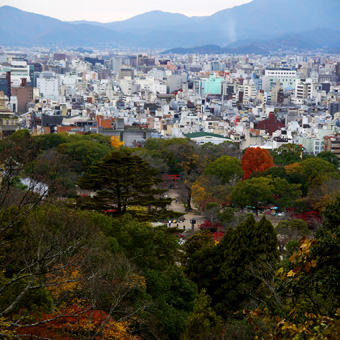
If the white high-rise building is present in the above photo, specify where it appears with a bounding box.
[262,69,297,93]
[37,72,59,98]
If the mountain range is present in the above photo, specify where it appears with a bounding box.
[1,0,340,51]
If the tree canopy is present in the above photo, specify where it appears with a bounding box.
[241,147,274,179]
[204,155,243,184]
[76,150,172,220]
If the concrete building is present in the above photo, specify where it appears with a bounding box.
[262,69,297,93]
[329,102,340,116]
[11,79,33,113]
[118,68,134,80]
[37,72,59,98]
[324,134,340,161]
[294,79,312,104]
[202,76,224,95]
[0,91,20,138]
[10,61,32,86]
[0,72,11,97]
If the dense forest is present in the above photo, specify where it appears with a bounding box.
[0,130,340,339]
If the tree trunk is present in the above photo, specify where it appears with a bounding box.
[186,186,192,211]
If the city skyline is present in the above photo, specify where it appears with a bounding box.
[1,0,252,22]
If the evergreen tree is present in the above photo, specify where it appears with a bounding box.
[76,150,172,220]
[216,215,279,312]
[182,289,223,340]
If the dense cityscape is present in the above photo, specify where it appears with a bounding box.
[1,48,340,154]
[1,1,340,340]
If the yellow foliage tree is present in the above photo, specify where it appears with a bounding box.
[111,136,124,148]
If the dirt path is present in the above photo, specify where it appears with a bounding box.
[166,189,205,232]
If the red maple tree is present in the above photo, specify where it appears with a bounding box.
[241,147,274,179]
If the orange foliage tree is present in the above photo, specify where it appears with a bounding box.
[241,147,274,179]
[15,306,141,340]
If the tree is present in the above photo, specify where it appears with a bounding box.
[99,214,198,340]
[34,133,69,151]
[191,175,231,210]
[102,214,180,271]
[110,136,124,148]
[299,157,339,182]
[57,139,111,173]
[76,150,172,220]
[241,147,274,179]
[250,165,290,181]
[145,266,197,339]
[246,197,340,340]
[204,156,243,184]
[0,204,149,339]
[271,176,302,210]
[0,130,44,212]
[182,289,224,340]
[231,177,273,215]
[270,144,302,165]
[217,215,279,312]
[181,232,221,298]
[276,219,310,252]
[317,151,339,170]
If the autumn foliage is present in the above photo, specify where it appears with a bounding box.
[15,306,141,340]
[110,136,124,148]
[241,147,274,179]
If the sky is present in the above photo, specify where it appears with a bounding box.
[1,0,252,22]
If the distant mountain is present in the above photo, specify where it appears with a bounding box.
[0,6,132,47]
[103,11,206,32]
[163,44,268,55]
[164,28,340,54]
[204,0,340,43]
[69,0,340,47]
[69,11,206,32]
[1,1,340,49]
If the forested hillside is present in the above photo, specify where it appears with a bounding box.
[1,131,340,339]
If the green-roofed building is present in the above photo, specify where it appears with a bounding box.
[184,132,232,145]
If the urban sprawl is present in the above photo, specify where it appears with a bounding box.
[1,49,340,156]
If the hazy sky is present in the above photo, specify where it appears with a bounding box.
[1,0,252,22]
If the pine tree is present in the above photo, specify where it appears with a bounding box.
[76,150,171,220]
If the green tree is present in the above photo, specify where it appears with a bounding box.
[34,133,69,151]
[57,139,111,173]
[250,165,290,182]
[182,233,221,297]
[102,214,179,271]
[271,144,302,165]
[145,266,197,339]
[76,150,171,220]
[182,289,223,340]
[299,157,339,186]
[317,151,339,170]
[204,156,243,184]
[98,213,198,339]
[217,215,279,312]
[231,177,273,215]
[271,176,302,210]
